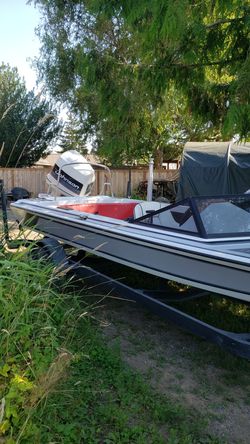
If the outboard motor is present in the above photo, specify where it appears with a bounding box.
[46,150,95,197]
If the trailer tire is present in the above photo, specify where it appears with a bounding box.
[30,237,69,271]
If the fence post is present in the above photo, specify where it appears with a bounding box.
[147,158,154,201]
[126,167,132,198]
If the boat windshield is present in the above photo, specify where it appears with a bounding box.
[134,195,250,238]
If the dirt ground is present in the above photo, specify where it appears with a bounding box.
[1,210,250,444]
[98,296,250,444]
[0,209,40,241]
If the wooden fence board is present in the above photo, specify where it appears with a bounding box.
[0,167,178,197]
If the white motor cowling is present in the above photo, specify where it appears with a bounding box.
[46,150,95,197]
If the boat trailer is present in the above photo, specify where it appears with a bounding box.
[1,180,250,360]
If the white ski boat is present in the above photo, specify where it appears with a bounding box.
[11,192,250,303]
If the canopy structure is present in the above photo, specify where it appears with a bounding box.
[177,141,250,200]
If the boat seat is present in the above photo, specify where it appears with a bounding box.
[58,202,138,220]
[133,201,169,219]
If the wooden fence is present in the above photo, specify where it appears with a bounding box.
[0,167,51,196]
[0,166,178,197]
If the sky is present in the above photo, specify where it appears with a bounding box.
[0,0,41,90]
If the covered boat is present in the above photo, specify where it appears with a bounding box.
[177,141,250,200]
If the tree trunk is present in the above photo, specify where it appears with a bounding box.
[154,145,163,169]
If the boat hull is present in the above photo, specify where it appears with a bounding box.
[14,206,250,303]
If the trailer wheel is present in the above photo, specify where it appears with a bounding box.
[30,237,69,271]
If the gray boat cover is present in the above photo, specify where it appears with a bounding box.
[177,141,250,200]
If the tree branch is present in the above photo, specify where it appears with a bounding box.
[116,56,244,70]
[206,16,246,29]
[173,57,244,69]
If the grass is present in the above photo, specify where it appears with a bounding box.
[0,217,249,442]
[0,247,224,443]
[0,248,76,442]
[36,322,214,444]
[79,257,250,393]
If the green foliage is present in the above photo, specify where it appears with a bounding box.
[118,0,250,138]
[0,240,248,442]
[60,113,88,154]
[0,249,77,441]
[0,246,218,443]
[37,324,214,444]
[32,0,239,166]
[0,63,62,167]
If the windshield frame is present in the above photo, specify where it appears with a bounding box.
[133,194,250,239]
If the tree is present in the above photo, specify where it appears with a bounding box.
[33,1,155,164]
[31,1,249,166]
[112,0,250,138]
[0,63,62,167]
[59,113,88,154]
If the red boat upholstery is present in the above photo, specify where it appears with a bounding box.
[58,202,138,220]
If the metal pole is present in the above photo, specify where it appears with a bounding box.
[147,157,154,201]
[126,167,132,198]
[0,179,9,241]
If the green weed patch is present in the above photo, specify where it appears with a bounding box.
[0,250,77,442]
[0,251,223,443]
[36,324,218,444]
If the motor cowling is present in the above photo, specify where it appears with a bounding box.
[46,150,95,197]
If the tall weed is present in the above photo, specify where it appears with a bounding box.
[0,249,82,442]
